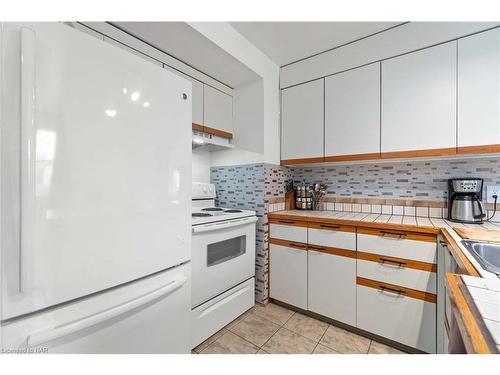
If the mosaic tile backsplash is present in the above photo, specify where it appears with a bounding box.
[210,163,291,304]
[290,157,500,201]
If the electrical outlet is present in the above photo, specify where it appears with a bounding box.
[486,185,500,203]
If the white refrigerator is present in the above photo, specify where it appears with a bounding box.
[0,23,192,353]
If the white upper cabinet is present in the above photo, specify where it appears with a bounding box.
[381,42,457,154]
[281,79,324,161]
[458,28,500,148]
[325,62,380,158]
[203,85,233,134]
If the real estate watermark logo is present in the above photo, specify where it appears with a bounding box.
[1,346,48,354]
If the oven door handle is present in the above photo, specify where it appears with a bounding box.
[192,216,258,233]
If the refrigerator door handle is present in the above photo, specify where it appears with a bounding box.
[20,27,37,293]
[26,275,187,347]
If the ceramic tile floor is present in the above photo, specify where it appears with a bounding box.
[192,302,406,354]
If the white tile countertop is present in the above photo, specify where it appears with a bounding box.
[461,276,500,353]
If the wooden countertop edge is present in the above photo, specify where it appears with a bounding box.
[445,273,498,354]
[441,228,481,277]
[268,212,441,235]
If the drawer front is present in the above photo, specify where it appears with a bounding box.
[308,250,356,326]
[270,244,308,309]
[191,278,255,349]
[308,226,356,250]
[357,282,436,353]
[357,229,437,264]
[269,222,307,243]
[357,257,437,294]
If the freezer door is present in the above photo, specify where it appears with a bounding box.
[1,263,191,354]
[1,23,192,319]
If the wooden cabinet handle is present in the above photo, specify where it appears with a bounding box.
[278,220,295,225]
[379,257,407,268]
[308,245,326,252]
[378,285,406,297]
[319,224,340,230]
[288,243,307,250]
[380,230,407,239]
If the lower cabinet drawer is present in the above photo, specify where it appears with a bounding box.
[308,224,356,250]
[357,254,437,294]
[269,222,307,243]
[308,250,356,326]
[357,280,437,353]
[270,244,308,309]
[357,228,437,264]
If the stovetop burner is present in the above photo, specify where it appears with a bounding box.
[192,213,213,217]
[201,207,224,212]
[224,209,243,213]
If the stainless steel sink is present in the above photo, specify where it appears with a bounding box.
[461,240,500,275]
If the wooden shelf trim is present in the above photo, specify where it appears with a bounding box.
[380,147,457,159]
[357,276,437,303]
[324,152,380,162]
[280,144,500,165]
[280,156,324,165]
[357,251,437,272]
[191,123,204,132]
[269,237,308,251]
[308,244,357,259]
[457,144,500,155]
[191,123,233,139]
[269,217,308,228]
[308,222,356,233]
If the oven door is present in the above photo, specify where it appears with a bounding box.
[191,216,257,308]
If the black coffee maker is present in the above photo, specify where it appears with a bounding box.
[447,178,486,223]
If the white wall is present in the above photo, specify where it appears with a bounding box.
[233,79,264,154]
[192,149,212,183]
[188,22,281,166]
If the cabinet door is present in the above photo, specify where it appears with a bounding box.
[281,79,324,161]
[325,63,380,159]
[381,42,457,155]
[269,244,307,309]
[308,250,356,326]
[203,84,233,134]
[458,28,500,149]
[357,284,436,353]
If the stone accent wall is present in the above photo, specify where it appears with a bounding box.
[210,163,291,304]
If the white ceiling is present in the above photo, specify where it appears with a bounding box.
[230,22,404,66]
[112,22,260,88]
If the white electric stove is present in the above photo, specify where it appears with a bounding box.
[192,182,256,226]
[190,182,257,349]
